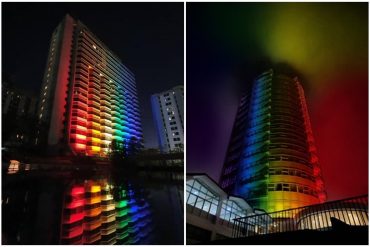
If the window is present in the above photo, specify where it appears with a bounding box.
[276,184,282,191]
[282,184,290,191]
[186,179,219,217]
[220,200,246,224]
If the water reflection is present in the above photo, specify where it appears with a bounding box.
[2,165,183,244]
[61,179,153,244]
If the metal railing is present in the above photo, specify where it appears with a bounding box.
[232,195,368,238]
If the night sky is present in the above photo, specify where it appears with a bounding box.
[2,2,184,149]
[187,3,368,201]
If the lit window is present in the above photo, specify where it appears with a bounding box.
[43,92,46,96]
[44,85,48,90]
[39,113,43,119]
[93,45,97,49]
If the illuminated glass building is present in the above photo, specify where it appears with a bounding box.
[37,14,142,156]
[219,69,326,213]
[151,85,184,153]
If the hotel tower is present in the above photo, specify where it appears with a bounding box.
[37,14,142,156]
[219,69,326,213]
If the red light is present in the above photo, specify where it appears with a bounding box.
[67,199,84,208]
[71,186,84,195]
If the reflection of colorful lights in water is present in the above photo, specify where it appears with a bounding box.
[60,180,152,244]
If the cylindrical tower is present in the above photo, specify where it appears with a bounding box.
[220,69,326,213]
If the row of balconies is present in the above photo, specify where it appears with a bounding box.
[77,39,137,94]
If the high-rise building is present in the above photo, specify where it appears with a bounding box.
[2,81,38,118]
[219,69,326,213]
[37,14,142,156]
[151,85,184,153]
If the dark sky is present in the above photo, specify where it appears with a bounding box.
[2,2,184,149]
[187,3,368,201]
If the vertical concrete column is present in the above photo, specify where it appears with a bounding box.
[211,195,226,240]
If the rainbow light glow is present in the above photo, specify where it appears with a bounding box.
[65,18,142,157]
[60,180,152,244]
[221,70,326,213]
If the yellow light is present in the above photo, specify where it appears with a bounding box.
[92,129,101,135]
[76,134,86,140]
[92,146,101,152]
[92,137,101,143]
[91,185,101,193]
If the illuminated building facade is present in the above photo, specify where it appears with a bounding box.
[151,85,184,153]
[186,174,254,244]
[219,69,326,213]
[37,14,142,156]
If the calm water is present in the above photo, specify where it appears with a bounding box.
[2,165,184,244]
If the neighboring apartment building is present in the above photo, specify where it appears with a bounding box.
[219,69,326,213]
[151,85,184,153]
[2,81,38,118]
[2,81,39,146]
[37,14,142,156]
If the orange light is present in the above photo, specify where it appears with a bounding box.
[76,125,87,131]
[75,143,86,149]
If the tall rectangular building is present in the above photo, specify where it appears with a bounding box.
[151,85,184,153]
[219,69,326,213]
[37,14,142,156]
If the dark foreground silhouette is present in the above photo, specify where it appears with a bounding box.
[207,218,369,245]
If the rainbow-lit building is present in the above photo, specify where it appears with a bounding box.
[37,14,142,156]
[219,69,326,213]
